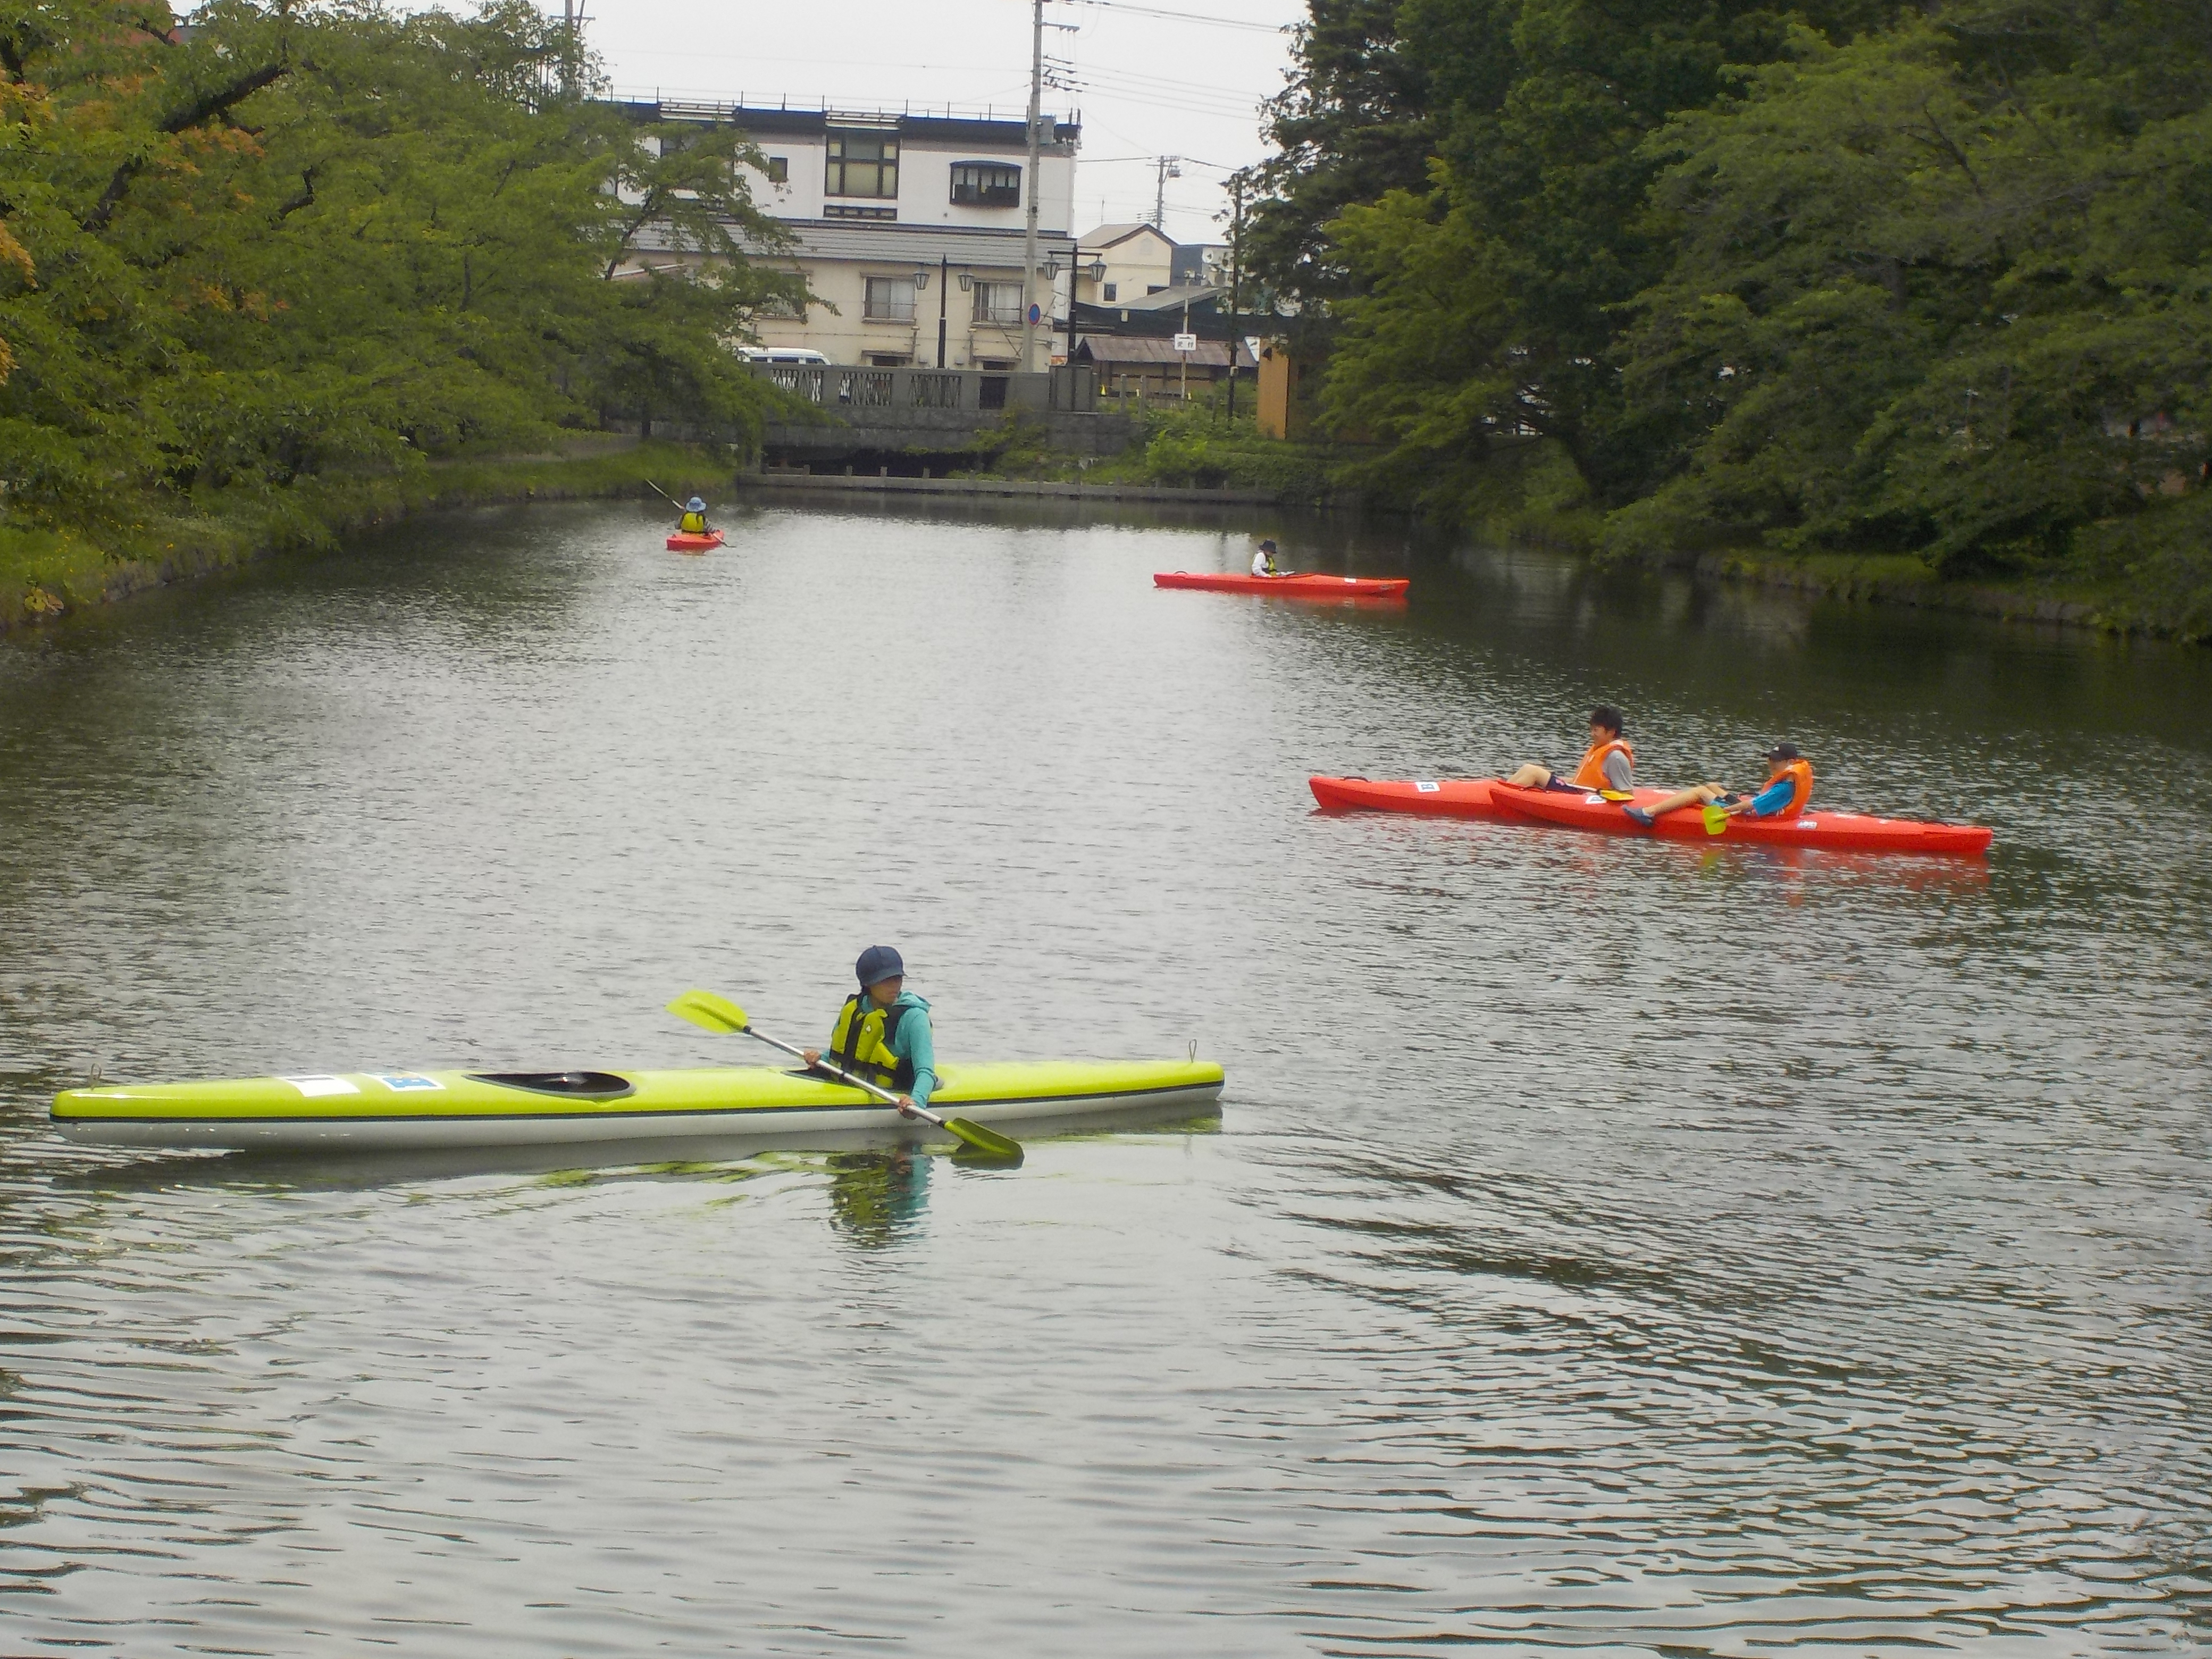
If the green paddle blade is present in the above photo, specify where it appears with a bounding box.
[944,1116,1023,1162]
[666,988,750,1034]
[1702,804,1730,835]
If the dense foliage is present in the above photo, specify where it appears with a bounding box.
[1244,0,2212,634]
[1,0,793,539]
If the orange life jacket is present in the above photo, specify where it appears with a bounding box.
[1773,758,1814,815]
[1571,738,1633,789]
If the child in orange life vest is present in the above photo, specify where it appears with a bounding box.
[1504,705,1635,794]
[1624,743,1815,826]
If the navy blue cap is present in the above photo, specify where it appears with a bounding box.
[854,945,906,987]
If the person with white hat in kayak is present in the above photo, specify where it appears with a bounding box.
[803,946,939,1116]
[1250,538,1285,578]
[676,496,711,535]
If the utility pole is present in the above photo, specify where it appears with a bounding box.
[1179,294,1190,405]
[1225,177,1242,423]
[936,253,950,369]
[1020,0,1044,374]
[1151,156,1180,230]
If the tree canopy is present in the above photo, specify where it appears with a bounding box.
[1244,0,2212,635]
[1,0,794,532]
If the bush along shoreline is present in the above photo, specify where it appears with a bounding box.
[1229,0,2212,644]
[1,442,731,635]
[2,0,800,631]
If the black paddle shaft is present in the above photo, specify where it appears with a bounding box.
[736,1025,937,1124]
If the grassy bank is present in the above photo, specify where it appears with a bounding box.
[1475,502,2151,633]
[958,397,1339,501]
[1,440,732,634]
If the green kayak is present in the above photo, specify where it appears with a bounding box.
[51,1058,1225,1152]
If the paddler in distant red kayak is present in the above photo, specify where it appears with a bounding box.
[802,945,940,1117]
[1625,742,1814,827]
[676,496,712,535]
[1250,538,1284,578]
[1504,705,1635,795]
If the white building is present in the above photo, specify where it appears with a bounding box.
[617,98,1081,370]
[1070,222,1177,308]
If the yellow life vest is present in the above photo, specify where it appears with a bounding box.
[825,994,914,1092]
[678,509,708,533]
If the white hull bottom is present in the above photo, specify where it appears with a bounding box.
[54,1082,1225,1153]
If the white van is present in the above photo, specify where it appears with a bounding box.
[738,346,831,365]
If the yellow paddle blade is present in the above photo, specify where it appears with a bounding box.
[1702,805,1730,835]
[945,1117,1023,1162]
[666,988,750,1034]
[1597,789,1633,802]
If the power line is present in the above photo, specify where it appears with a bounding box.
[1062,0,1291,33]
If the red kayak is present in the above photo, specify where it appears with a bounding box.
[1155,572,1409,600]
[1493,782,1993,856]
[667,530,725,553]
[1309,776,1993,856]
[1308,776,1512,818]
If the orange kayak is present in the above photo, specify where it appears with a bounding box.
[1493,782,1993,856]
[1309,776,1993,856]
[1308,776,1512,817]
[1155,572,1408,600]
[667,530,725,552]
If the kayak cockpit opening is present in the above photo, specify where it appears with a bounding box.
[467,1071,636,1099]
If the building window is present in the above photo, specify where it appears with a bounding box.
[827,131,898,199]
[1101,281,1117,301]
[864,276,916,321]
[950,162,1021,207]
[972,281,1024,325]
[764,156,789,184]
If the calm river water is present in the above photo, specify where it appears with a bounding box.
[3,498,2208,1655]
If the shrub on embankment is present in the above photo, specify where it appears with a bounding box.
[0,442,733,627]
[1,0,799,627]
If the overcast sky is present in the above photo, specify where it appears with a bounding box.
[577,0,1303,244]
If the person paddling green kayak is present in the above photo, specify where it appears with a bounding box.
[803,945,938,1117]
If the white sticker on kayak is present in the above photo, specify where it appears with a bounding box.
[374,1074,443,1092]
[1798,818,1819,829]
[281,1075,357,1098]
[1414,781,1440,793]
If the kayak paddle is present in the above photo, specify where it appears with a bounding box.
[665,988,1023,1162]
[1702,803,1731,835]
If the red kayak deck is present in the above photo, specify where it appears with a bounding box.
[1309,776,1993,856]
[1155,572,1409,600]
[667,530,725,552]
[1308,776,1510,818]
[1493,782,1993,856]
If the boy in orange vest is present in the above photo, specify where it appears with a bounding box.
[1505,706,1635,794]
[1626,743,1815,826]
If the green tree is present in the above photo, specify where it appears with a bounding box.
[1,0,797,529]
